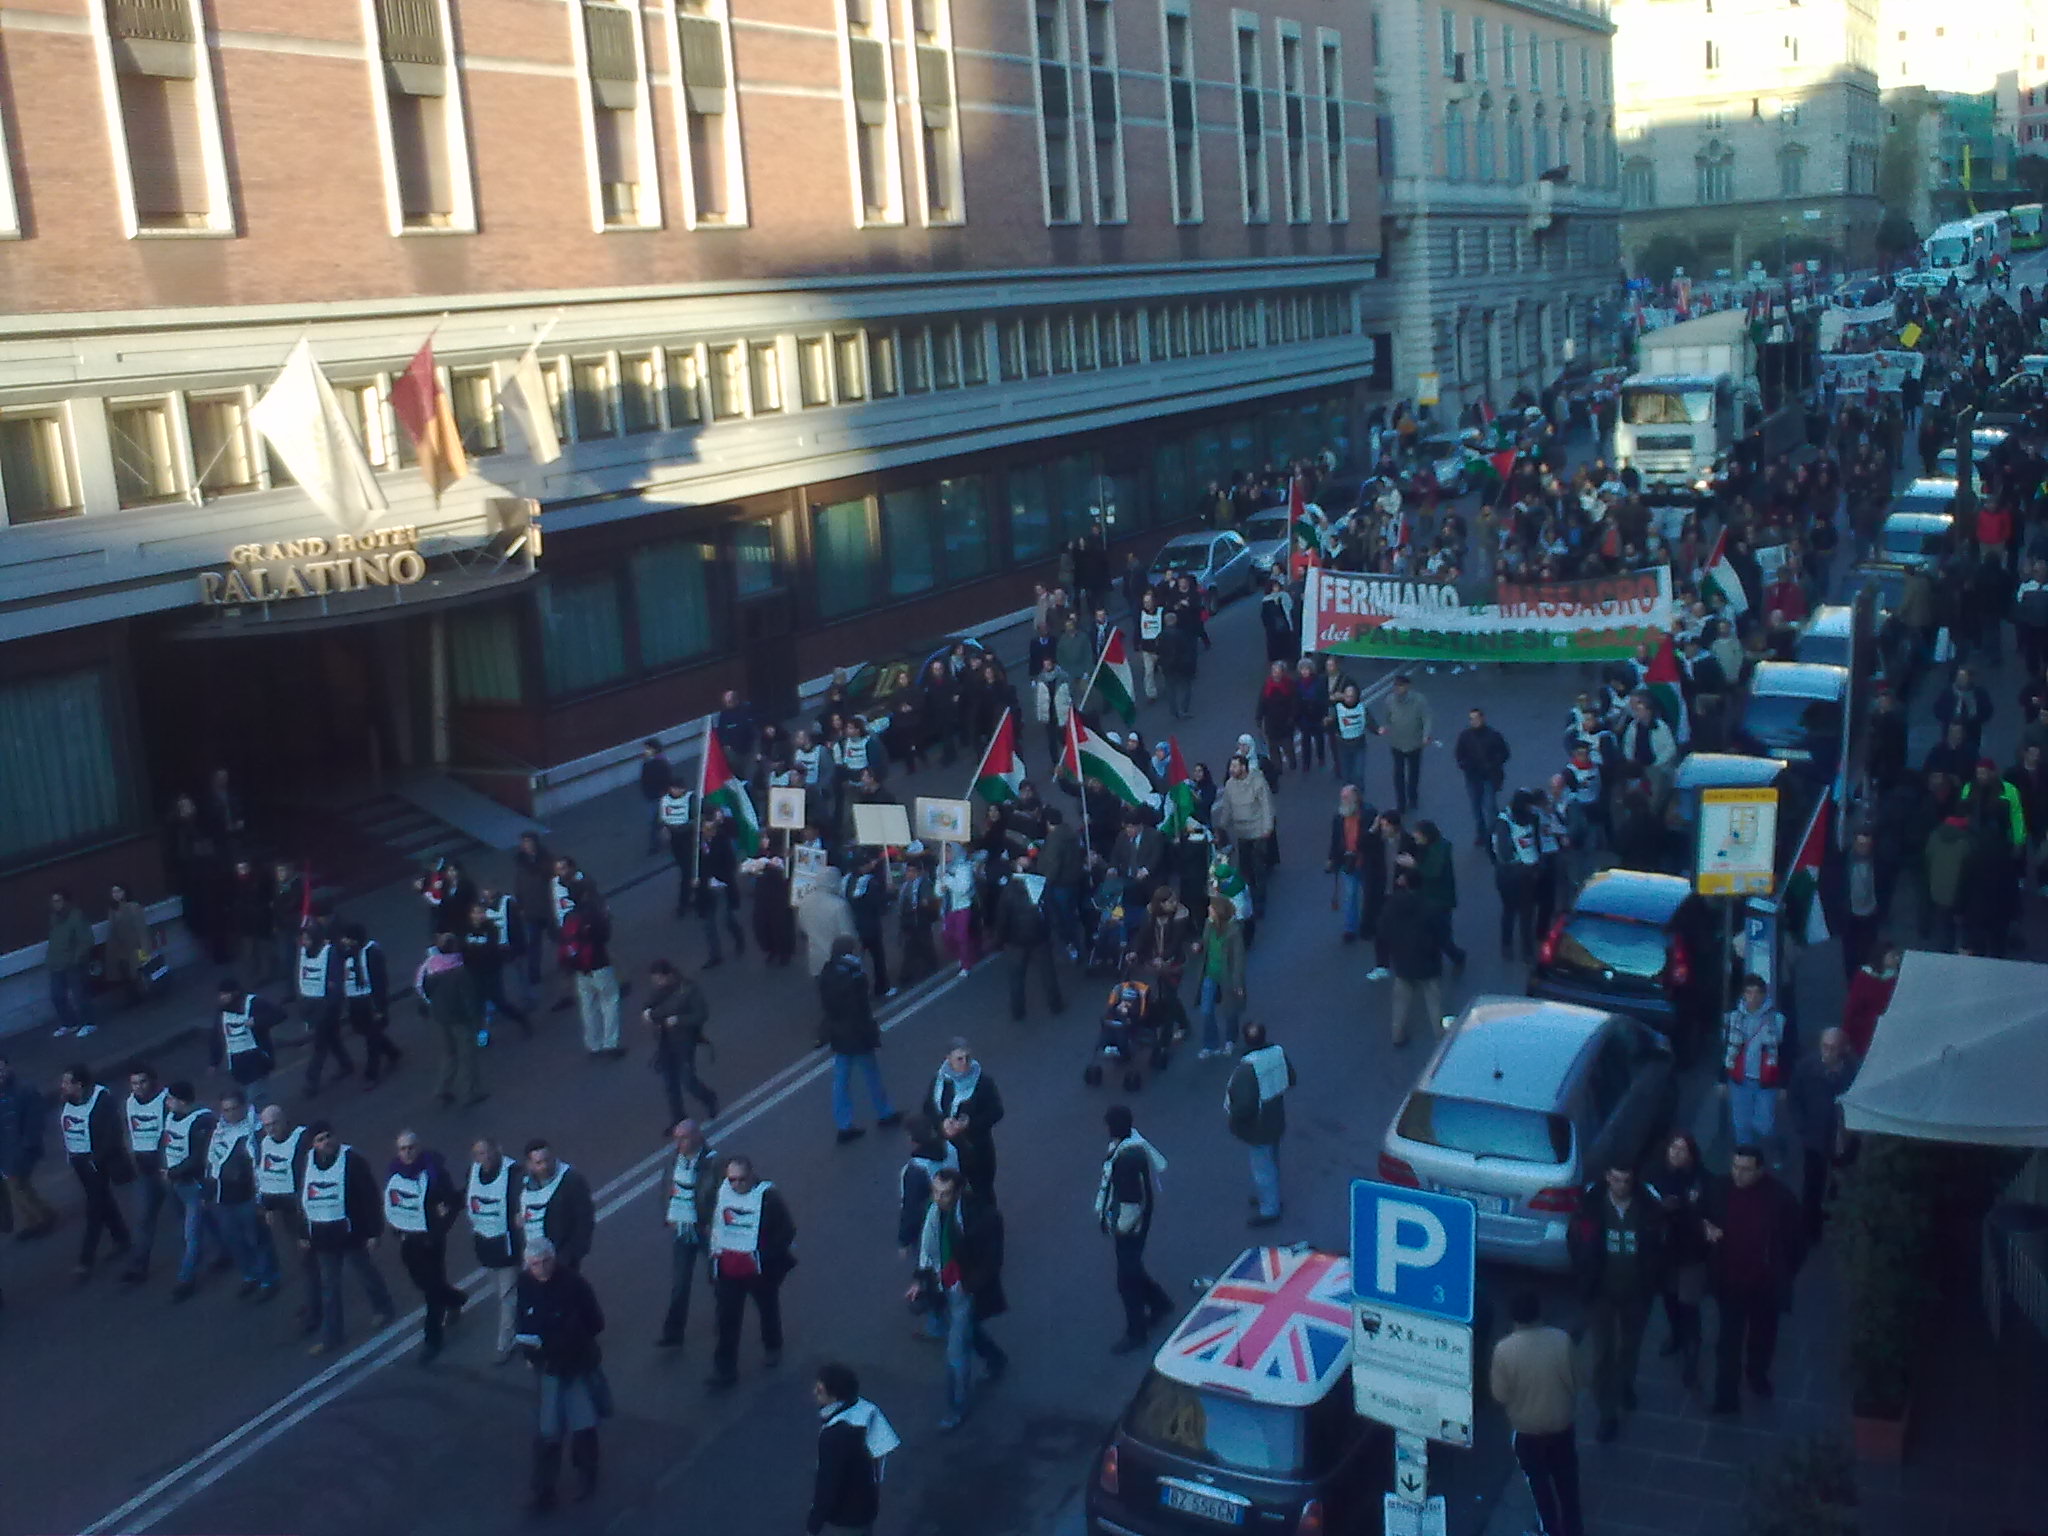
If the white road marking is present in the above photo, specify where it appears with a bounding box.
[78,963,973,1536]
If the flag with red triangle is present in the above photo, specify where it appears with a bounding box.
[1701,528,1749,617]
[1084,628,1138,724]
[698,728,762,855]
[1059,714,1152,805]
[968,707,1025,804]
[1287,472,1319,578]
[1784,799,1830,944]
[1161,736,1201,837]
[1644,632,1691,745]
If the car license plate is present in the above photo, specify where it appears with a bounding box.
[1160,1484,1245,1525]
[1441,1187,1510,1216]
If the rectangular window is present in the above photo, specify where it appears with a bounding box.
[843,0,902,223]
[902,327,932,393]
[107,397,183,506]
[1083,0,1125,222]
[1528,31,1539,88]
[998,320,1023,383]
[734,522,781,595]
[907,0,964,222]
[1279,29,1308,222]
[1579,42,1590,97]
[579,1,661,229]
[187,391,259,494]
[1319,36,1347,222]
[868,331,900,398]
[539,572,627,696]
[932,324,960,388]
[1119,310,1140,365]
[1554,39,1565,87]
[101,0,231,235]
[0,668,125,863]
[620,352,660,433]
[961,322,988,385]
[1471,16,1486,79]
[1148,305,1171,360]
[1076,313,1098,370]
[447,604,524,705]
[540,362,570,444]
[798,337,832,407]
[1033,0,1079,222]
[937,475,991,578]
[748,341,783,414]
[1024,318,1050,376]
[664,347,704,424]
[1441,9,1456,74]
[1501,23,1515,83]
[571,358,616,440]
[1236,20,1268,222]
[369,0,472,232]
[631,539,715,666]
[1163,6,1200,221]
[880,484,938,597]
[707,345,745,419]
[672,0,746,226]
[450,368,502,455]
[833,332,868,401]
[814,497,877,617]
[1050,316,1075,373]
[0,410,79,523]
[1007,463,1054,561]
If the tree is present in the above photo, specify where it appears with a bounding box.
[1875,210,1918,259]
[1634,233,1697,283]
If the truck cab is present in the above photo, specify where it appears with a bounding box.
[1614,372,1739,500]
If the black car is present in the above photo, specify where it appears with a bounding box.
[1529,869,1719,1066]
[1086,1245,1388,1535]
[842,634,989,717]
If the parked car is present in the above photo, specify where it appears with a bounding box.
[1085,1244,1388,1536]
[1891,270,1950,293]
[1377,996,1677,1271]
[1794,605,1855,669]
[1877,485,1957,570]
[1240,508,1295,576]
[1528,871,1720,1068]
[1931,426,2011,480]
[843,635,988,718]
[1735,660,1850,779]
[1148,530,1255,606]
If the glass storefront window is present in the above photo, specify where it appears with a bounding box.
[936,475,991,579]
[538,572,628,697]
[1151,439,1188,526]
[814,497,877,618]
[448,604,524,705]
[1053,452,1099,542]
[0,667,124,862]
[632,541,715,667]
[1007,463,1053,562]
[733,521,781,595]
[1227,418,1257,475]
[881,485,937,598]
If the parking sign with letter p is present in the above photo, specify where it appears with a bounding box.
[1350,1180,1476,1324]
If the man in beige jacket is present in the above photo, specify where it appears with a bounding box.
[1488,1290,1583,1536]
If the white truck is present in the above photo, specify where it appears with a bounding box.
[1614,309,1802,503]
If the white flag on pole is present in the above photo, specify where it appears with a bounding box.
[498,341,562,465]
[247,338,388,536]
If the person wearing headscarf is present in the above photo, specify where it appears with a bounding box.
[924,1039,1004,1198]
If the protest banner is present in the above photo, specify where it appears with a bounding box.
[1304,566,1673,663]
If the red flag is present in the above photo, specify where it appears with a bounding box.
[1479,399,1496,426]
[1286,472,1313,579]
[1488,449,1518,485]
[389,339,469,499]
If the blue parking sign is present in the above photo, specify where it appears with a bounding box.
[1349,1179,1476,1324]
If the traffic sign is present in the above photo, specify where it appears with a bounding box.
[1352,1301,1475,1447]
[1353,1360,1474,1447]
[1383,1494,1449,1536]
[1349,1179,1476,1324]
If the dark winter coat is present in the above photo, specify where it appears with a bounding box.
[817,954,881,1055]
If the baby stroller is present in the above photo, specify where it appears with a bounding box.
[1084,976,1173,1092]
[1082,873,1135,978]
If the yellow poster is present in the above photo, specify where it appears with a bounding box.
[1898,322,1923,349]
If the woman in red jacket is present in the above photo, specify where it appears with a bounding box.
[1841,943,1902,1058]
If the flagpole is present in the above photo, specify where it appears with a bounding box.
[692,716,710,891]
[1080,637,1110,721]
[1066,712,1092,862]
[962,706,1008,800]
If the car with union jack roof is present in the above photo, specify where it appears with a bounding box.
[1085,1244,1389,1535]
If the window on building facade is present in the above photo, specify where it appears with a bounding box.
[1704,39,1721,71]
[0,409,78,524]
[1443,101,1466,181]
[449,367,500,455]
[1440,10,1457,75]
[1082,0,1126,222]
[901,327,932,393]
[0,668,126,863]
[107,397,183,506]
[1554,39,1565,88]
[369,0,471,232]
[1533,102,1550,173]
[833,332,868,401]
[1507,100,1525,181]
[749,341,783,413]
[1474,101,1496,181]
[844,0,904,223]
[665,347,704,424]
[963,322,989,385]
[707,344,745,419]
[1319,34,1347,222]
[814,498,877,618]
[1696,144,1733,203]
[100,0,232,235]
[1777,146,1804,196]
[672,0,747,225]
[797,337,832,406]
[1621,156,1654,207]
[1236,21,1269,222]
[1471,16,1487,79]
[1163,5,1201,221]
[1032,0,1080,223]
[1279,27,1309,221]
[908,0,965,222]
[619,352,660,433]
[1501,23,1516,83]
[869,331,901,397]
[1527,29,1539,89]
[580,0,660,229]
[632,540,716,666]
[187,391,261,494]
[932,323,962,387]
[571,358,616,440]
[539,571,628,696]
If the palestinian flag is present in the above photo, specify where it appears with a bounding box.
[1287,473,1319,579]
[969,707,1026,804]
[1059,715,1152,806]
[1161,736,1201,837]
[1783,799,1830,944]
[1210,850,1252,921]
[1700,529,1749,617]
[1085,628,1138,724]
[698,728,762,856]
[1644,633,1692,745]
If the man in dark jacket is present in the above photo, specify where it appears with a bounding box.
[637,737,671,854]
[1932,666,1995,760]
[384,1129,466,1363]
[645,959,718,1129]
[1380,872,1443,1047]
[518,1139,597,1272]
[515,1235,609,1511]
[845,852,894,998]
[1700,1145,1805,1414]
[1453,708,1511,847]
[706,1154,798,1388]
[416,934,486,1108]
[695,812,746,969]
[1099,1105,1173,1353]
[912,1167,1009,1430]
[808,1362,898,1536]
[511,833,555,987]
[819,937,899,1145]
[58,1063,131,1278]
[1572,1161,1667,1442]
[204,1087,277,1301]
[657,1118,722,1351]
[297,1123,395,1355]
[1226,1022,1296,1227]
[0,1054,56,1238]
[996,873,1064,1021]
[1156,610,1199,719]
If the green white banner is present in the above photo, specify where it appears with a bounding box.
[1305,566,1674,663]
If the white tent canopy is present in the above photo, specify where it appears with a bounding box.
[1840,951,2048,1147]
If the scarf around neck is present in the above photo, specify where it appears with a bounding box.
[1094,1131,1168,1222]
[934,1060,981,1115]
[821,1397,902,1465]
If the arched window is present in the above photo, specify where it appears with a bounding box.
[1694,139,1733,203]
[1444,101,1467,181]
[1474,95,1497,182]
[1506,99,1526,182]
[1533,102,1551,175]
[1582,119,1597,185]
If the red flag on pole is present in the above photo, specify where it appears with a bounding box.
[389,339,469,499]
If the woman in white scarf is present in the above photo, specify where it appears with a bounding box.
[923,1039,1004,1199]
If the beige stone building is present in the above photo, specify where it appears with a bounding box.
[1612,0,1883,274]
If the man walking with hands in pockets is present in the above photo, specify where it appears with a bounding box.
[1225,1022,1295,1228]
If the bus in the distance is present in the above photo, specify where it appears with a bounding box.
[1974,208,2014,259]
[2015,203,2044,251]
